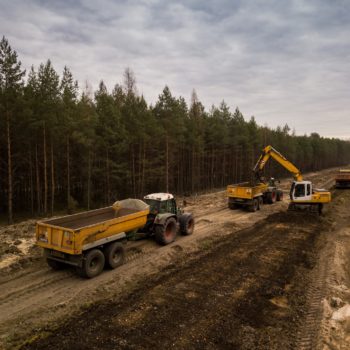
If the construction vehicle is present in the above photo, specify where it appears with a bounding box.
[36,193,194,278]
[227,177,283,212]
[253,145,331,214]
[335,169,350,188]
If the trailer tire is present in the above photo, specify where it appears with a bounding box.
[179,214,195,235]
[228,202,238,210]
[78,249,105,278]
[104,242,125,269]
[154,217,177,245]
[249,198,259,212]
[258,196,263,210]
[46,258,66,270]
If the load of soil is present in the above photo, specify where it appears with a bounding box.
[23,211,325,350]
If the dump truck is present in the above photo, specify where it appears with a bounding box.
[335,169,350,188]
[36,193,194,278]
[227,178,283,212]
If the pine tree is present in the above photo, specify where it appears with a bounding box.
[0,36,25,223]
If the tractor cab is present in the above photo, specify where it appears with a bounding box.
[143,193,178,215]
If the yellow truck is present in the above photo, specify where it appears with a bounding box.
[227,180,283,212]
[335,169,350,188]
[36,194,194,278]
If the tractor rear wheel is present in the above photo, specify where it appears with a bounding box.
[179,214,195,235]
[77,249,105,278]
[104,242,125,269]
[154,218,177,245]
[266,190,277,204]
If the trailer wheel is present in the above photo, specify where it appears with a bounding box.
[46,258,66,270]
[179,214,195,235]
[154,217,177,245]
[78,249,105,278]
[104,242,125,269]
[258,196,263,210]
[249,198,259,212]
[276,190,283,201]
[228,202,238,210]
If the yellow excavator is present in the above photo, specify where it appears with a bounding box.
[254,145,331,214]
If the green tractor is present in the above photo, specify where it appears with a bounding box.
[143,193,195,245]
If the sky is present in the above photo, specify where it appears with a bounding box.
[1,0,350,138]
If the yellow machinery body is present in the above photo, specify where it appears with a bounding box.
[36,201,149,255]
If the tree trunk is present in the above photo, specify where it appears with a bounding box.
[141,142,146,196]
[106,148,110,204]
[43,122,48,214]
[87,148,91,210]
[29,149,34,215]
[6,112,13,224]
[35,144,41,214]
[50,139,55,216]
[67,136,70,212]
[165,135,169,193]
[131,145,136,198]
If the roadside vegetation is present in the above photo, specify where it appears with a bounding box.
[1,35,350,223]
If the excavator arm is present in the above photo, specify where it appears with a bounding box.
[253,145,303,182]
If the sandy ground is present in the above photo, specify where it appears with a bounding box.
[0,166,345,349]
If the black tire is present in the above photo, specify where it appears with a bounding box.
[228,202,238,210]
[46,258,66,270]
[318,204,323,215]
[248,198,259,212]
[266,191,277,204]
[276,190,283,201]
[104,242,125,269]
[77,249,105,278]
[154,217,177,245]
[179,214,195,235]
[258,196,263,210]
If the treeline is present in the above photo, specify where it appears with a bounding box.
[1,36,350,223]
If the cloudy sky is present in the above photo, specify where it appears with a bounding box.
[1,0,349,138]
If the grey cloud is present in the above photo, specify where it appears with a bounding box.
[0,0,349,138]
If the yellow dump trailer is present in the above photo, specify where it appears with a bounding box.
[335,169,350,188]
[227,181,283,212]
[36,199,149,278]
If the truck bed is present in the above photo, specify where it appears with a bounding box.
[44,207,138,230]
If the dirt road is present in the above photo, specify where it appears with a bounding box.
[0,167,342,349]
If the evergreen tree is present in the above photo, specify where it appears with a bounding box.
[0,36,25,223]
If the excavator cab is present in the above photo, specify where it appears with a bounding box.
[290,181,313,202]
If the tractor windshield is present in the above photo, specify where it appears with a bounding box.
[144,199,161,214]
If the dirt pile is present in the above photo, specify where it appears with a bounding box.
[0,220,39,271]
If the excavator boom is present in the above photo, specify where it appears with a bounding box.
[254,145,303,181]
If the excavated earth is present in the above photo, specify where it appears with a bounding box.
[0,167,349,350]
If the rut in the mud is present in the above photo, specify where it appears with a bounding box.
[24,211,325,350]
